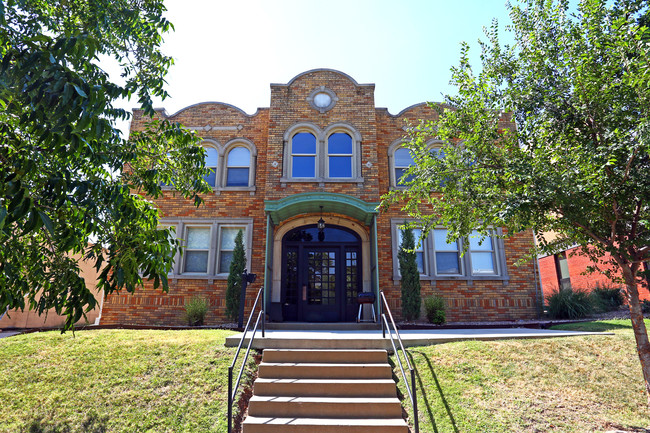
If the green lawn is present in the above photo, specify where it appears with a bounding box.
[0,329,248,433]
[394,320,650,433]
[2,323,649,433]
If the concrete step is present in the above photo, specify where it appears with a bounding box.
[262,348,388,364]
[253,378,397,397]
[258,362,393,379]
[242,416,409,433]
[265,322,380,331]
[248,396,403,418]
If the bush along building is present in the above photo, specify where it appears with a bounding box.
[100,69,542,326]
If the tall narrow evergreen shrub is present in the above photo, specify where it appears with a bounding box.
[398,226,421,321]
[225,230,246,321]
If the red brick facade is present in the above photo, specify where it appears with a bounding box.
[101,69,542,325]
[538,247,650,301]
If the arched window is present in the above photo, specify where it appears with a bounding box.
[327,132,353,178]
[291,132,317,178]
[226,147,251,186]
[394,147,415,185]
[203,146,219,187]
[283,123,362,182]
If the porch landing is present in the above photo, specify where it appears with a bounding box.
[224,326,609,350]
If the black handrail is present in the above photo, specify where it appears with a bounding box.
[227,287,265,433]
[380,291,418,433]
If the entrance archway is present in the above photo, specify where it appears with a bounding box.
[281,225,362,322]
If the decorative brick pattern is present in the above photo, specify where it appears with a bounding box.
[101,69,542,326]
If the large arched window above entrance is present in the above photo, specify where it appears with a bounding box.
[282,123,363,183]
[290,131,317,178]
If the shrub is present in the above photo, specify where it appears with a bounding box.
[424,295,446,325]
[398,226,421,321]
[226,230,246,321]
[184,296,208,326]
[590,284,625,312]
[546,287,594,319]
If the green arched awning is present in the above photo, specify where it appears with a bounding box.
[265,192,379,225]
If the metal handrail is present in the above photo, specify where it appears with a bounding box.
[227,287,265,433]
[380,291,418,433]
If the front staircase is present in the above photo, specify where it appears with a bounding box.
[242,348,409,433]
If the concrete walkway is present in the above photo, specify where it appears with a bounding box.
[224,327,610,350]
[0,331,22,339]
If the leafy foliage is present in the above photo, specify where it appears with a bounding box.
[546,287,594,319]
[424,295,446,324]
[590,284,625,312]
[184,296,208,326]
[226,230,246,322]
[0,0,211,330]
[382,0,650,402]
[398,226,421,321]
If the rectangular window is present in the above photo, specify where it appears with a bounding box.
[433,229,461,275]
[218,226,245,274]
[398,228,426,274]
[555,251,571,290]
[184,226,211,273]
[469,230,497,275]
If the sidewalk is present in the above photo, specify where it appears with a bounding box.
[224,327,611,350]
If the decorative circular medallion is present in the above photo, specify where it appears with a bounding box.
[307,86,338,113]
[313,92,332,109]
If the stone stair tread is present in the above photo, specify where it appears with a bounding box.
[260,362,388,367]
[254,377,395,384]
[243,416,408,427]
[250,395,401,404]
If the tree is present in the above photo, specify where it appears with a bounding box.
[0,0,210,330]
[398,226,421,321]
[383,0,650,403]
[225,229,246,322]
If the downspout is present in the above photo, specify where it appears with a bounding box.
[264,213,273,314]
[372,214,382,319]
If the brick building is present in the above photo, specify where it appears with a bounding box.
[538,246,650,301]
[100,69,542,326]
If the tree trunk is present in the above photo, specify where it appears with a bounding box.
[621,264,650,407]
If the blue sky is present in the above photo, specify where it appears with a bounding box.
[142,0,514,117]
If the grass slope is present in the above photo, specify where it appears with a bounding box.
[395,320,650,433]
[0,329,245,433]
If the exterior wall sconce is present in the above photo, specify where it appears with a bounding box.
[318,206,325,241]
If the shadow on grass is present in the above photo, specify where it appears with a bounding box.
[550,320,637,332]
[405,350,460,433]
[22,413,108,433]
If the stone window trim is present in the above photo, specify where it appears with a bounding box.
[306,86,339,113]
[220,138,258,192]
[159,217,254,282]
[160,138,257,194]
[387,138,445,189]
[390,219,509,284]
[281,122,364,184]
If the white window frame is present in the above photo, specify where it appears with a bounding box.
[391,219,509,283]
[183,225,213,274]
[221,138,257,191]
[216,225,248,275]
[160,218,254,280]
[432,228,464,277]
[281,122,363,183]
[388,139,445,188]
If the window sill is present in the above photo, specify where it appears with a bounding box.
[393,274,508,282]
[169,274,229,281]
[280,177,364,184]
